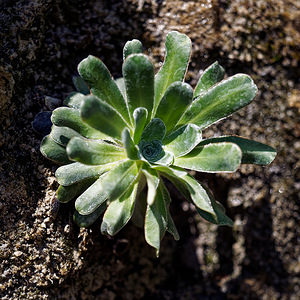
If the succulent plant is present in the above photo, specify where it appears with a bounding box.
[40,31,276,254]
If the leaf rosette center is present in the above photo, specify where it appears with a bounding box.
[139,140,164,162]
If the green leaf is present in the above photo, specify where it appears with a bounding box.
[194,61,225,97]
[56,177,97,203]
[193,185,233,226]
[183,175,233,226]
[153,150,174,166]
[155,81,193,132]
[122,128,139,160]
[72,76,90,95]
[50,125,83,147]
[75,160,139,215]
[166,212,180,241]
[153,165,188,178]
[64,92,86,109]
[160,183,180,240]
[122,54,154,120]
[51,107,107,139]
[163,124,202,158]
[178,74,258,129]
[154,31,191,114]
[181,174,215,216]
[133,107,148,144]
[74,203,107,228]
[80,95,127,140]
[141,118,166,142]
[78,55,131,125]
[198,136,277,165]
[67,137,126,165]
[144,182,168,254]
[174,142,242,173]
[166,171,216,217]
[156,166,231,225]
[115,78,126,100]
[123,39,143,60]
[131,175,147,228]
[142,166,160,205]
[101,180,139,235]
[55,162,116,186]
[40,135,71,164]
[153,166,189,197]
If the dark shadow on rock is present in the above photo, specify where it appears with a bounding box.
[141,179,228,299]
[195,171,289,297]
[215,174,289,297]
[238,183,288,293]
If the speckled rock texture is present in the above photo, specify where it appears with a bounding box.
[0,0,299,299]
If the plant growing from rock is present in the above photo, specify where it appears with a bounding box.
[40,31,276,254]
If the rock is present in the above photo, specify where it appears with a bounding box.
[0,66,15,125]
[0,0,299,299]
[45,96,62,110]
[32,111,52,136]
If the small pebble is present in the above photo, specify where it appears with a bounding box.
[13,251,23,257]
[32,111,52,136]
[45,96,62,110]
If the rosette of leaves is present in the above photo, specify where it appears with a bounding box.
[40,31,276,254]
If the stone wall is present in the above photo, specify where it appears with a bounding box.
[0,0,299,299]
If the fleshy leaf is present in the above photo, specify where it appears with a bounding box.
[156,166,231,225]
[178,74,258,129]
[101,179,139,235]
[115,78,126,100]
[133,107,148,144]
[155,81,193,132]
[181,174,216,217]
[123,39,143,60]
[142,166,160,205]
[144,182,168,254]
[131,176,147,228]
[74,203,107,227]
[152,165,188,178]
[80,95,127,140]
[154,31,191,114]
[194,61,225,97]
[78,55,131,124]
[122,128,139,160]
[57,177,97,203]
[40,135,71,164]
[141,118,166,142]
[198,136,277,165]
[166,212,180,241]
[64,92,86,109]
[160,169,215,217]
[72,76,90,95]
[182,175,233,226]
[153,150,174,166]
[161,183,180,240]
[51,107,106,139]
[67,137,126,165]
[195,203,233,226]
[50,125,83,147]
[55,162,116,186]
[122,54,154,120]
[75,160,139,215]
[174,142,242,173]
[163,124,202,158]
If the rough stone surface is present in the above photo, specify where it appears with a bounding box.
[0,0,299,299]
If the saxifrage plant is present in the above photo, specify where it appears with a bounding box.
[41,31,276,254]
